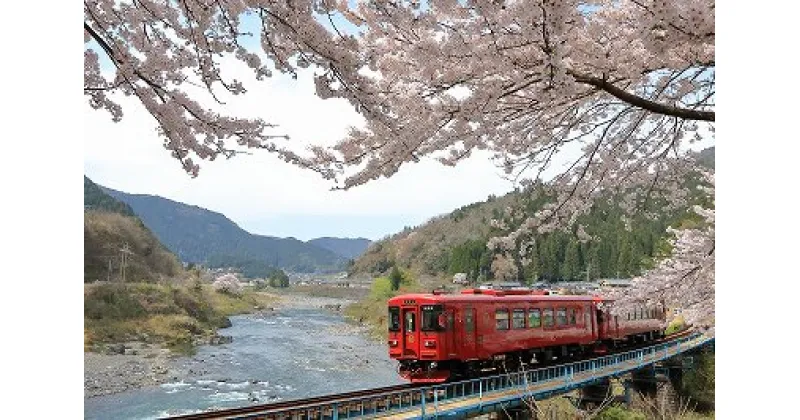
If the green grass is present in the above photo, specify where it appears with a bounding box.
[84,282,278,355]
[343,270,421,340]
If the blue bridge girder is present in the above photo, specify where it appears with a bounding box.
[168,333,713,420]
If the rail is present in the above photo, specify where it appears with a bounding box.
[164,331,713,420]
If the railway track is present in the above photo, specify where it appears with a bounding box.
[164,383,422,420]
[162,328,698,420]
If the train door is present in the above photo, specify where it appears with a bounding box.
[401,307,419,357]
[596,307,606,339]
[445,308,456,358]
[460,306,477,357]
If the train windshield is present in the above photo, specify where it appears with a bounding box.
[421,305,445,331]
[388,307,400,332]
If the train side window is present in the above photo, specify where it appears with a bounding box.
[389,307,400,332]
[639,308,644,319]
[543,309,554,327]
[495,309,510,330]
[528,309,541,328]
[465,309,474,332]
[512,309,525,329]
[627,313,630,321]
[569,308,577,325]
[556,308,567,326]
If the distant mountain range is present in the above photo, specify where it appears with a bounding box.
[95,182,371,273]
[308,237,372,260]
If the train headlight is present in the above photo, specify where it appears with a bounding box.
[389,340,398,347]
[424,340,436,348]
[430,362,437,369]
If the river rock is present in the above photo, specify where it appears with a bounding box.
[209,335,233,345]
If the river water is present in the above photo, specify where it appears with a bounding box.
[84,309,403,419]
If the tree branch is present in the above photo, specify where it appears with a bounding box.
[571,72,715,122]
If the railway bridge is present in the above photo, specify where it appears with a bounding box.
[167,331,712,420]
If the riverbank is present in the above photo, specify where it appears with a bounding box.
[84,306,402,420]
[84,292,363,399]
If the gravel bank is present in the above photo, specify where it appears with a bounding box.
[84,342,177,398]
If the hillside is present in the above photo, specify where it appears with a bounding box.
[352,193,517,276]
[84,211,183,283]
[352,148,714,283]
[84,177,183,282]
[307,237,372,260]
[100,186,347,273]
[84,176,135,216]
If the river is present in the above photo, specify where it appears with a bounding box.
[84,308,403,419]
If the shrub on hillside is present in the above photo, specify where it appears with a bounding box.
[84,283,146,320]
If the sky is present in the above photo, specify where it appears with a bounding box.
[84,59,528,241]
[85,9,539,242]
[83,8,713,243]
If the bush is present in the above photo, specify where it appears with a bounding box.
[84,283,146,320]
[596,406,647,420]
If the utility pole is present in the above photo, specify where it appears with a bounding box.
[120,243,134,283]
[107,258,113,282]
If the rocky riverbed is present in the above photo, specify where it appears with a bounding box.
[84,302,400,420]
[84,293,370,400]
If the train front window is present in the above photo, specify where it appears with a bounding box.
[405,311,416,332]
[421,305,445,331]
[389,307,400,332]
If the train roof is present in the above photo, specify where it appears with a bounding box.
[388,289,609,304]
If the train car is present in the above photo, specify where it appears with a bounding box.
[387,288,664,383]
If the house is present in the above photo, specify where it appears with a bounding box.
[598,278,632,288]
[453,273,468,284]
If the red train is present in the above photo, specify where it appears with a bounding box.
[387,288,665,383]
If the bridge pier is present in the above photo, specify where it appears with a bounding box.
[578,378,613,410]
[625,364,682,414]
[487,404,536,420]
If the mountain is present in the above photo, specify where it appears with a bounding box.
[84,176,135,216]
[307,237,372,260]
[100,185,346,273]
[84,177,182,282]
[352,147,715,283]
[697,146,715,169]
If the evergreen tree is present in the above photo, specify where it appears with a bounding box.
[562,241,582,281]
[389,265,402,291]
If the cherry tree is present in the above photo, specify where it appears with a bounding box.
[213,273,243,295]
[85,1,715,329]
[607,173,715,333]
[84,0,360,176]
